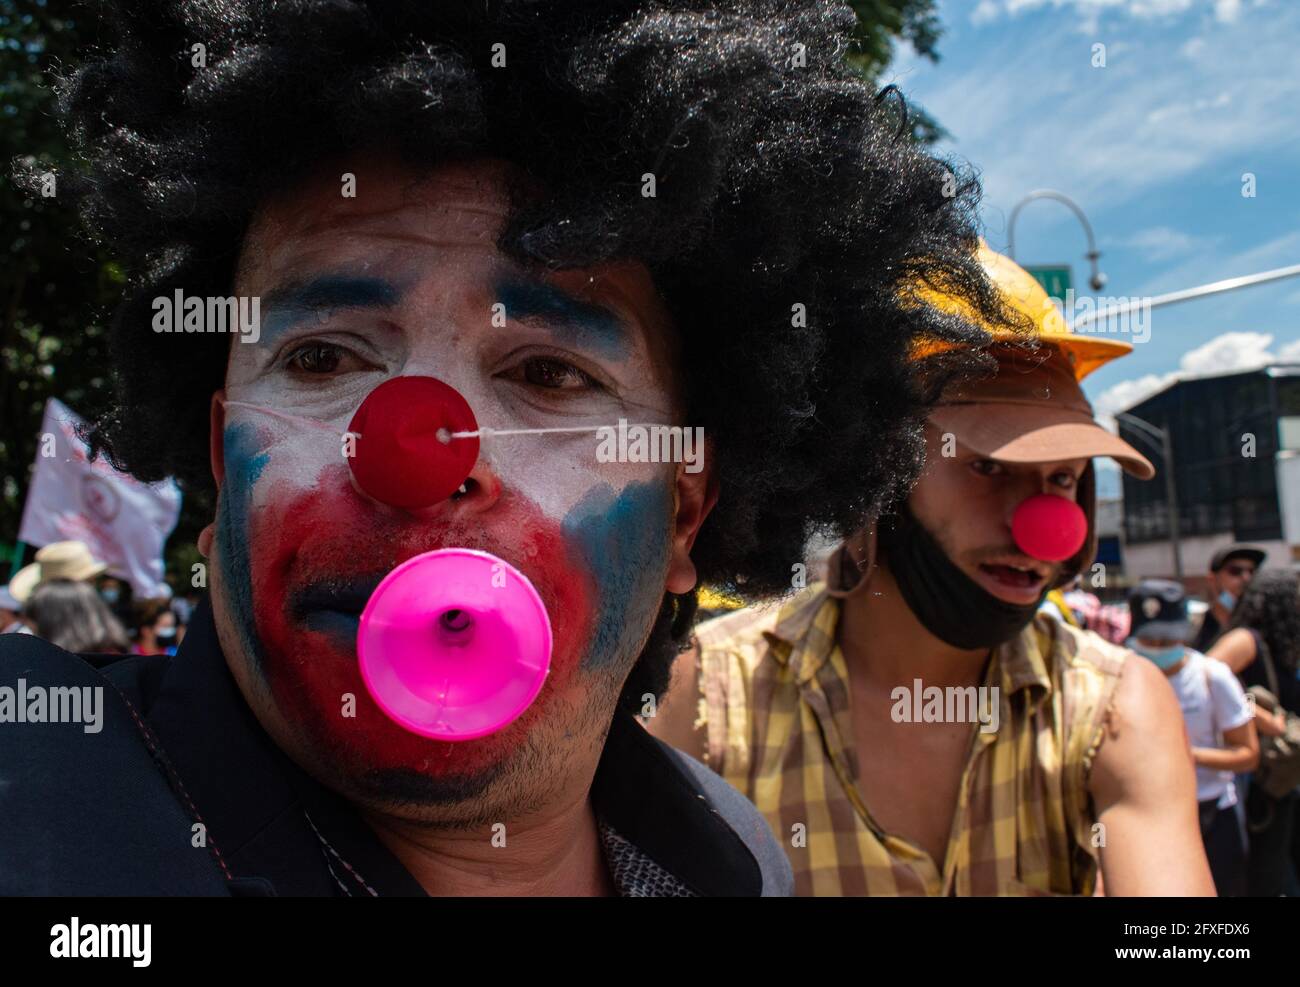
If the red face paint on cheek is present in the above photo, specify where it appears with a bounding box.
[239,463,595,781]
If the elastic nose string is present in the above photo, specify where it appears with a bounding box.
[221,400,671,443]
[445,423,671,441]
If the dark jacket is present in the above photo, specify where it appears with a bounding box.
[0,599,791,896]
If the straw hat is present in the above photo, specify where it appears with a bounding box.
[8,540,108,604]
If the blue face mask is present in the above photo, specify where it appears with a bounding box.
[1127,638,1186,669]
[1218,590,1236,611]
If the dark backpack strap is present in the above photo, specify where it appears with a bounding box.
[0,634,232,895]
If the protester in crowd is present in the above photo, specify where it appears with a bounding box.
[24,579,131,655]
[1,0,1015,896]
[1208,569,1300,896]
[652,244,1215,895]
[97,575,136,634]
[132,598,180,657]
[1192,544,1266,653]
[1128,580,1257,896]
[171,590,199,630]
[1039,584,1082,627]
[1064,586,1132,646]
[7,540,107,607]
[0,586,31,635]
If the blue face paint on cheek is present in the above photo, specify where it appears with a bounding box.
[562,480,674,671]
[215,423,270,673]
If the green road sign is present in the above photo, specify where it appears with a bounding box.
[1026,265,1072,299]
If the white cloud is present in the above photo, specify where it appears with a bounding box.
[1180,330,1275,373]
[1132,0,1196,16]
[899,0,1300,216]
[1215,0,1243,22]
[972,0,1213,32]
[1093,330,1295,427]
[1094,372,1176,428]
[1134,229,1300,298]
[976,0,1223,27]
[1144,90,1231,125]
[1121,225,1214,261]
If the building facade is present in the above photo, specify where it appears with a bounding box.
[1119,363,1300,589]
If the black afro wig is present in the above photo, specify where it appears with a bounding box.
[28,0,1022,708]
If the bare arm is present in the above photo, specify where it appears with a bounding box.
[1253,705,1287,737]
[1088,656,1215,896]
[643,645,709,762]
[1207,627,1258,675]
[1192,719,1258,774]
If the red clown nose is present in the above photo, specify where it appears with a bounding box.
[1011,494,1088,563]
[347,376,480,509]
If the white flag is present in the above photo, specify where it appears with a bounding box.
[18,398,182,599]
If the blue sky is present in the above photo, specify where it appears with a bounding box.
[885,0,1300,494]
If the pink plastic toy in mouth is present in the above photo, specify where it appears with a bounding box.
[347,376,480,510]
[356,548,553,741]
[1011,493,1088,563]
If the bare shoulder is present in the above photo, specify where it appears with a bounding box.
[1207,626,1256,672]
[1107,653,1182,735]
[1089,647,1188,806]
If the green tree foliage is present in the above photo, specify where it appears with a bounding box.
[845,0,947,144]
[1,0,128,577]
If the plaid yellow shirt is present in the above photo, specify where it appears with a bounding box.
[693,584,1128,896]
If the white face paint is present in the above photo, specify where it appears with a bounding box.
[206,155,699,825]
[224,157,680,524]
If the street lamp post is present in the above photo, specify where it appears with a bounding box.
[1115,411,1183,581]
[1008,189,1107,292]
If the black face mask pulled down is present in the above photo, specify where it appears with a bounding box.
[874,507,1046,651]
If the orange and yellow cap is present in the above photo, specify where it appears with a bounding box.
[910,241,1132,382]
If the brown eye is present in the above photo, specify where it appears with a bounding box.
[971,459,1003,477]
[522,357,595,390]
[1052,471,1079,491]
[288,343,343,374]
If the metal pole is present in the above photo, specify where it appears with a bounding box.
[1116,413,1182,582]
[1008,189,1107,291]
[1068,261,1300,329]
[1161,428,1183,581]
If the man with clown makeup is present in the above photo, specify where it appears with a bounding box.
[2,1,1015,896]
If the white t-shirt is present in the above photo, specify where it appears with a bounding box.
[1168,650,1253,808]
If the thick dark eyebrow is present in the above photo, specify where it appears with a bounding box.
[493,274,630,360]
[259,275,401,344]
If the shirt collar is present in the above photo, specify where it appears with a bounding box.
[142,597,761,896]
[760,582,1055,704]
[994,618,1055,708]
[761,588,838,685]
